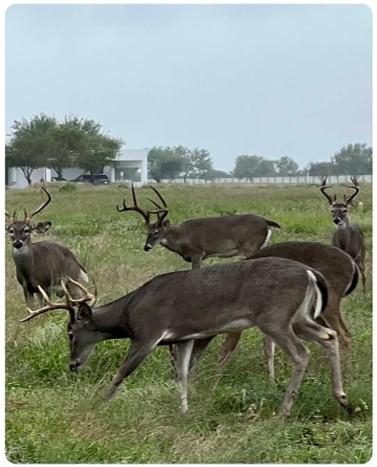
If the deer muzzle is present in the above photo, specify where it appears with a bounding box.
[13,240,24,249]
[69,360,81,372]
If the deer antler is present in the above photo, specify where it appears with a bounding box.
[319,178,334,205]
[147,186,169,223]
[20,285,74,322]
[24,187,52,222]
[62,277,96,307]
[116,184,150,224]
[20,278,96,322]
[5,209,17,223]
[343,177,360,206]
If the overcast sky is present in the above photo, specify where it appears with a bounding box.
[5,4,372,171]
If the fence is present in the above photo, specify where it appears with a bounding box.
[157,174,372,185]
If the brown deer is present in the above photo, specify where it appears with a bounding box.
[213,241,358,380]
[6,187,88,307]
[320,177,366,291]
[116,184,280,270]
[21,257,352,417]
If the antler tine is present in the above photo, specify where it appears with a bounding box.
[344,183,359,206]
[65,276,96,305]
[27,186,52,221]
[319,178,334,205]
[19,285,72,322]
[149,186,168,208]
[116,184,150,224]
[6,209,17,222]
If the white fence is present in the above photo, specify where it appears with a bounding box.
[158,174,372,185]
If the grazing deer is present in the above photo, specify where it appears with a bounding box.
[6,187,88,306]
[320,177,366,291]
[214,242,358,381]
[21,258,352,418]
[116,184,280,270]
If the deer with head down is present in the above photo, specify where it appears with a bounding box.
[116,184,280,270]
[320,176,366,291]
[21,257,352,418]
[6,187,88,306]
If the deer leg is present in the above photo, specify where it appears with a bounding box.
[263,335,276,384]
[23,287,34,309]
[191,256,202,270]
[175,340,195,413]
[104,341,154,401]
[320,303,352,353]
[294,320,352,414]
[264,329,310,418]
[218,331,242,369]
[189,336,215,372]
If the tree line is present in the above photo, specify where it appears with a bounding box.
[5,114,372,185]
[6,114,121,185]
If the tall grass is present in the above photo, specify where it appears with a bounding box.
[5,183,372,463]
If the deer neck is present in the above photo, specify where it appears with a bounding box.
[160,224,183,253]
[12,240,34,280]
[91,296,133,340]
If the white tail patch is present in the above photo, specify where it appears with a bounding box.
[261,229,272,248]
[307,270,323,319]
[80,269,89,283]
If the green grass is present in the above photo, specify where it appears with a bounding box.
[5,182,372,463]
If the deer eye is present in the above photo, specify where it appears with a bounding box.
[24,228,30,234]
[9,228,14,234]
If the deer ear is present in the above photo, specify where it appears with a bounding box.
[162,220,170,227]
[76,303,93,323]
[32,221,52,234]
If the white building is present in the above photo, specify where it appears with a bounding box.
[6,148,149,189]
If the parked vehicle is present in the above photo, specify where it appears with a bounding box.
[71,174,110,185]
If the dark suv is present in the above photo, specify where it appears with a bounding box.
[71,174,110,185]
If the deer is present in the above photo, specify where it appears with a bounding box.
[21,257,352,418]
[5,187,88,307]
[116,184,280,270]
[208,241,359,382]
[320,177,366,291]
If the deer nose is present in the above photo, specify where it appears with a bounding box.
[333,218,340,225]
[13,240,23,249]
[69,360,80,372]
[144,244,152,251]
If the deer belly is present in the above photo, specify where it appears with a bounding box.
[206,248,239,259]
[172,318,253,341]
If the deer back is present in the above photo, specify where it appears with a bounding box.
[176,214,274,254]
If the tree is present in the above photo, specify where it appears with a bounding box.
[46,117,85,178]
[75,132,121,182]
[308,161,335,176]
[232,155,262,180]
[6,114,57,185]
[332,143,372,175]
[189,148,213,180]
[232,155,277,179]
[275,156,299,176]
[148,147,185,183]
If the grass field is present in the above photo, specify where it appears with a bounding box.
[5,182,372,463]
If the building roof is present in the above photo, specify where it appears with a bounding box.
[118,148,149,162]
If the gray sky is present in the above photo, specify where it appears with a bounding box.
[5,4,372,171]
